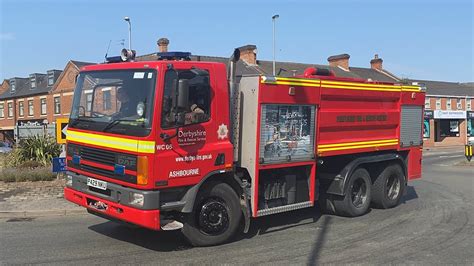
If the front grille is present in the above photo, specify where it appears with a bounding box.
[81,146,116,166]
[67,143,138,184]
[69,161,137,184]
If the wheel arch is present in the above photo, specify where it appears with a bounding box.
[319,153,407,196]
[180,170,242,213]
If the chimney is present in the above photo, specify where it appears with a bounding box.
[327,53,350,70]
[238,44,257,65]
[157,38,169,53]
[370,54,383,70]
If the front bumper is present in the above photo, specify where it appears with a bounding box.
[65,187,160,230]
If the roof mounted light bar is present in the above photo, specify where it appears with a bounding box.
[157,52,191,61]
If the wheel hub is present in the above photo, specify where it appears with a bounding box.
[386,175,401,200]
[198,199,229,235]
[351,179,367,208]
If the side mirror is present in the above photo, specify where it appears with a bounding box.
[177,79,189,109]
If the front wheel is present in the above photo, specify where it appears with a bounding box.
[182,182,242,246]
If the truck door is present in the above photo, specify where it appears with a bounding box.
[154,65,232,187]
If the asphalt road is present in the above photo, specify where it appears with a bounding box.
[1,148,473,264]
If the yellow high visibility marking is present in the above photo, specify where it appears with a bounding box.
[67,130,155,154]
[261,76,422,93]
[318,139,399,148]
[321,84,401,92]
[318,141,399,152]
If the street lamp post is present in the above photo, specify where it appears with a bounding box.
[272,14,279,76]
[124,16,131,50]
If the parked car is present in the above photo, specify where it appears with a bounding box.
[0,142,13,153]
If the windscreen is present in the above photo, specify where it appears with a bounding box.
[69,69,156,137]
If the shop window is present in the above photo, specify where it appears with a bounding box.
[436,98,441,109]
[423,119,430,138]
[439,120,459,137]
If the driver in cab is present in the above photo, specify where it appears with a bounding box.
[114,87,136,119]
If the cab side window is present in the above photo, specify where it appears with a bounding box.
[161,68,211,128]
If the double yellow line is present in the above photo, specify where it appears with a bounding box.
[318,139,399,152]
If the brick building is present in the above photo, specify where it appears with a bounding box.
[410,80,474,147]
[1,38,472,147]
[0,60,93,142]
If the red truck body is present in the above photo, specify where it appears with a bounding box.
[64,56,425,245]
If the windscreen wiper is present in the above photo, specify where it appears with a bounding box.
[102,119,132,132]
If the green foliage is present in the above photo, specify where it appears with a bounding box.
[0,167,56,182]
[3,135,61,168]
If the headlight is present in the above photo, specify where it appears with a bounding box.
[66,175,73,187]
[130,192,144,206]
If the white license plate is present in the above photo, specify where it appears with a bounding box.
[87,178,107,190]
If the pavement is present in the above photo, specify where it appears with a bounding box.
[0,178,84,218]
[0,147,472,264]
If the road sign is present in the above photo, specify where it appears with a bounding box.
[52,157,67,172]
[56,118,69,144]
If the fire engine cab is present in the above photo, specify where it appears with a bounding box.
[64,49,425,246]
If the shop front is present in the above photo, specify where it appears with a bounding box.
[431,110,467,146]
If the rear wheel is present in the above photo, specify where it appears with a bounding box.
[371,163,405,209]
[332,168,372,217]
[182,182,242,246]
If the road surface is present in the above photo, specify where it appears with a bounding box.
[1,148,473,264]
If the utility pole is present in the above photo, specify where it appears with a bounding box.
[272,14,279,76]
[124,17,131,50]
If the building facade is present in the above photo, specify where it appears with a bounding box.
[0,60,93,142]
[1,38,472,147]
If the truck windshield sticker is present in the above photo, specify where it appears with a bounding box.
[260,105,315,164]
[147,73,153,79]
[133,72,145,79]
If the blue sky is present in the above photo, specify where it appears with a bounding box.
[1,0,473,82]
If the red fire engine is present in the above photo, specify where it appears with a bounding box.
[64,49,425,246]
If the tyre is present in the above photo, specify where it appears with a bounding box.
[333,168,372,217]
[371,163,405,209]
[182,182,242,246]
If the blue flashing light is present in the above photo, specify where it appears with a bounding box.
[157,52,192,61]
[105,56,123,63]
